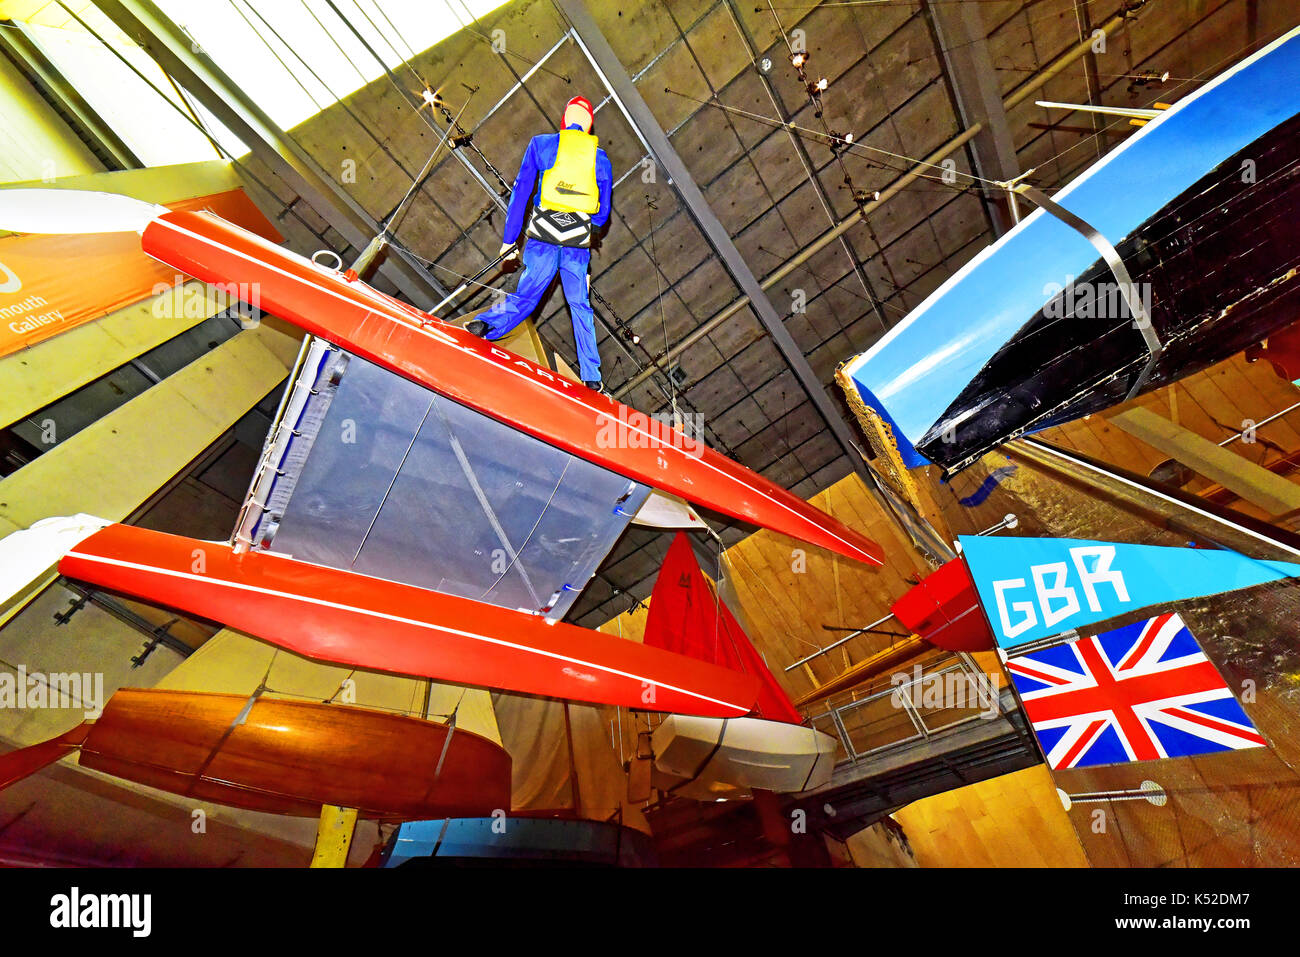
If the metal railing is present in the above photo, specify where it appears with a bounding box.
[810,652,1006,765]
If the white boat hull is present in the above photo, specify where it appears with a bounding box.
[651,715,837,796]
[0,514,109,613]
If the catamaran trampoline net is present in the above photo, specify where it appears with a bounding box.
[248,346,648,620]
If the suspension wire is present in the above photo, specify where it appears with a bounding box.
[663,87,1001,191]
[1000,64,1198,80]
[663,75,984,309]
[228,0,328,114]
[898,0,1154,76]
[766,0,969,216]
[645,196,679,421]
[297,0,370,85]
[349,0,430,90]
[720,0,887,325]
[237,0,482,257]
[766,0,1112,20]
[324,0,515,196]
[1021,29,1271,186]
[262,681,460,718]
[752,243,909,316]
[53,2,331,245]
[429,91,513,195]
[369,0,422,63]
[237,0,424,190]
[384,96,473,235]
[442,0,573,84]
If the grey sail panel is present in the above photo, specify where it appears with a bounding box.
[259,353,647,619]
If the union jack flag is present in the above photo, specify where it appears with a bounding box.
[1005,613,1266,769]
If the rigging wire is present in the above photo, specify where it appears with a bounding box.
[323,0,514,196]
[369,0,423,64]
[383,96,473,235]
[51,3,326,244]
[663,86,1002,190]
[350,0,431,90]
[227,0,328,115]
[1021,29,1272,185]
[234,0,421,184]
[442,0,573,84]
[297,0,370,86]
[240,0,518,281]
[719,0,888,326]
[667,6,1266,216]
[645,197,680,422]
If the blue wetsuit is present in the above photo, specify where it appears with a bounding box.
[481,124,613,382]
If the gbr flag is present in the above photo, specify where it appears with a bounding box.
[957,536,1300,648]
[1004,613,1266,769]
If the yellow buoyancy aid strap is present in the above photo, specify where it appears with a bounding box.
[540,130,600,214]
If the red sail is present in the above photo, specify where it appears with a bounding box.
[642,533,803,725]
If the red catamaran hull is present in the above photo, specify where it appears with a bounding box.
[139,211,883,567]
[60,524,760,718]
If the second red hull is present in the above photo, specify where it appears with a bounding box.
[60,524,760,718]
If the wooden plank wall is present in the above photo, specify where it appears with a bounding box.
[892,764,1091,868]
[1037,353,1300,525]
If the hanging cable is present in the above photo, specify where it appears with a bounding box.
[52,3,330,244]
[661,87,997,192]
[645,196,679,423]
[383,96,473,235]
[297,0,370,85]
[235,0,448,232]
[322,0,513,196]
[349,0,431,90]
[443,0,573,84]
[228,0,327,113]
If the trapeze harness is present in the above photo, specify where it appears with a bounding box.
[525,129,600,248]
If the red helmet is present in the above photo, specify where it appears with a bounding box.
[563,95,594,133]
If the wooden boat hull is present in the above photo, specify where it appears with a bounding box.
[78,689,510,820]
[651,715,838,794]
[58,523,761,718]
[841,27,1300,473]
[139,210,883,567]
[0,724,88,789]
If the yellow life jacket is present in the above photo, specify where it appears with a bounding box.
[539,130,600,214]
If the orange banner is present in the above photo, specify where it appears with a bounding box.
[0,188,282,358]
